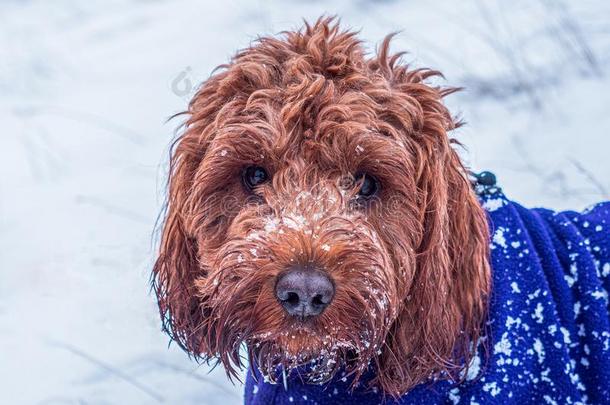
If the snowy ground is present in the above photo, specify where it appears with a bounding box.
[1,0,609,404]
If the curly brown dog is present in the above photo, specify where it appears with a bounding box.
[153,17,491,399]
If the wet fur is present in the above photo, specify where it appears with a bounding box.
[152,17,491,397]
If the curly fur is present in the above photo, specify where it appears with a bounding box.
[152,17,491,397]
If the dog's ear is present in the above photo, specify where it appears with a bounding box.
[152,122,211,355]
[152,73,230,357]
[153,204,204,354]
[373,37,491,396]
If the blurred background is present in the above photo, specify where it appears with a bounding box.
[1,0,609,404]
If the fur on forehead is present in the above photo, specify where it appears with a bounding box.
[185,16,460,167]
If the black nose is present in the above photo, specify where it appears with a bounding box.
[275,267,334,318]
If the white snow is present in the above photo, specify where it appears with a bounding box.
[592,288,609,303]
[544,395,559,405]
[533,338,546,364]
[482,198,505,212]
[533,302,545,324]
[448,388,460,404]
[1,1,609,404]
[483,381,501,397]
[492,227,508,249]
[465,352,482,381]
[494,333,513,357]
[602,263,610,278]
[560,327,573,345]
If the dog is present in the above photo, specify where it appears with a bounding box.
[152,18,610,404]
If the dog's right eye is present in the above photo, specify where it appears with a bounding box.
[242,166,269,191]
[355,172,380,200]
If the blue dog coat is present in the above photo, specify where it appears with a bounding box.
[245,189,610,404]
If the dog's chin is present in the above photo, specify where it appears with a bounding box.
[248,327,362,385]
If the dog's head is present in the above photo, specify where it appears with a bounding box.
[153,17,491,396]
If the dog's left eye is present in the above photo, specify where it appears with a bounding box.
[355,172,380,199]
[242,166,269,191]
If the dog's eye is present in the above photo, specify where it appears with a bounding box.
[355,172,379,199]
[242,166,269,191]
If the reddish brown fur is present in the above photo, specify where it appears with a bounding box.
[152,17,491,397]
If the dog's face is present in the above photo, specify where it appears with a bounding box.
[153,18,491,396]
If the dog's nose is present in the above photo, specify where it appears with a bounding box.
[275,267,334,318]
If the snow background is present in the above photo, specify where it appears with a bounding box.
[1,0,608,403]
